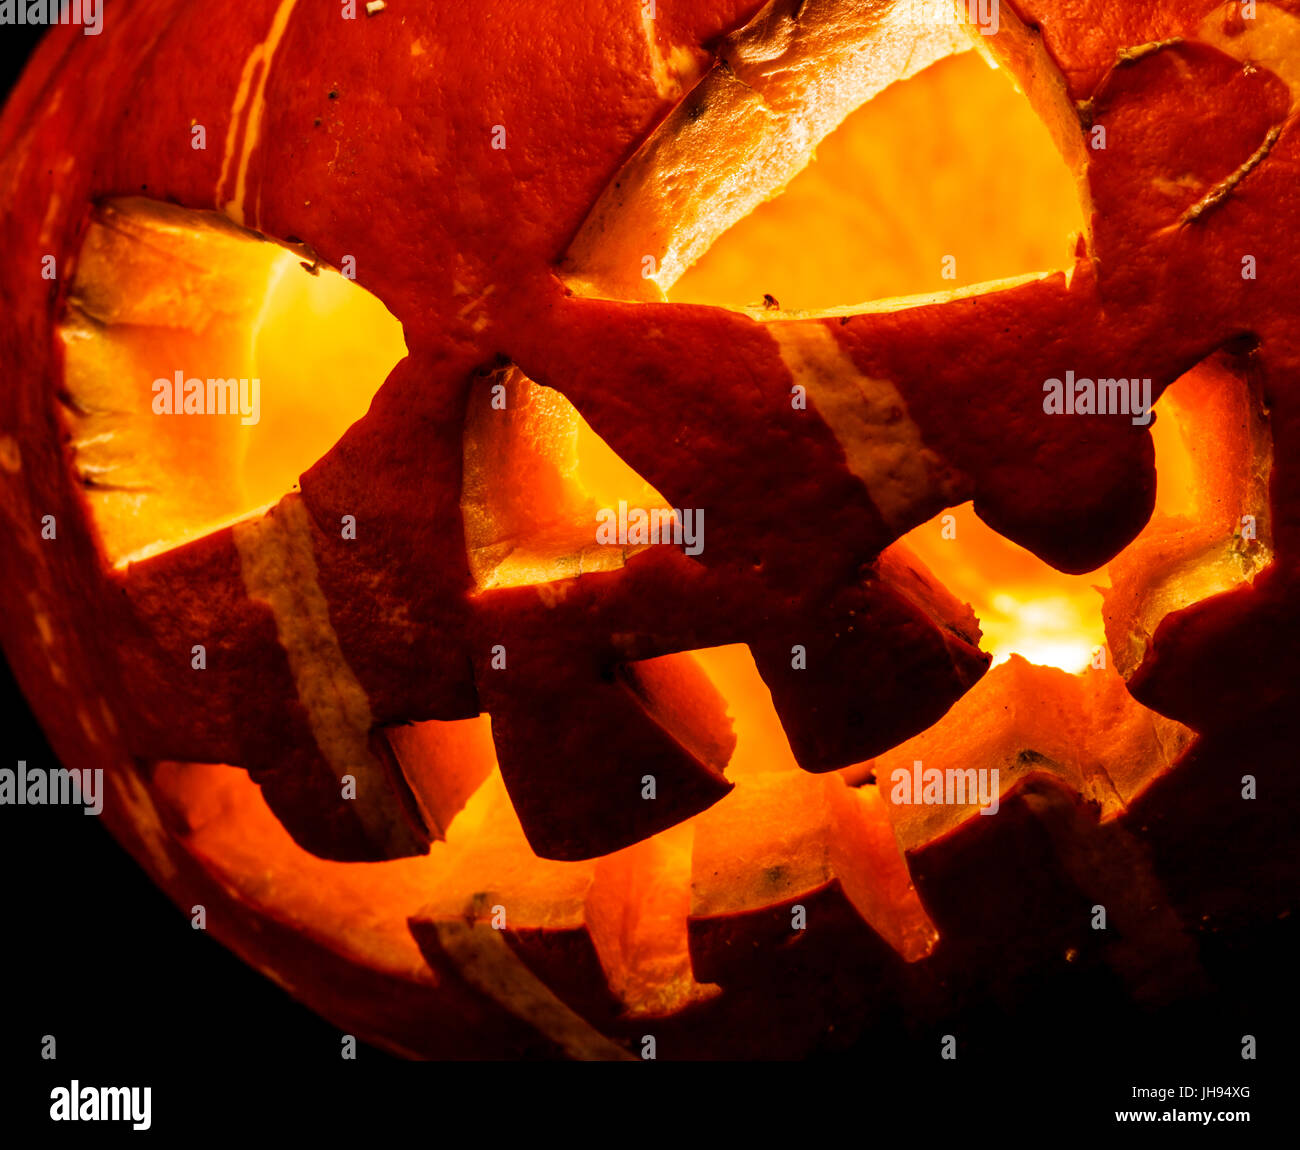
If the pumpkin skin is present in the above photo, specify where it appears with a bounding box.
[1,0,1299,1060]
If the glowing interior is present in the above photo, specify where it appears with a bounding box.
[58,198,407,567]
[900,507,1104,674]
[561,2,974,302]
[1104,353,1273,678]
[671,51,1084,311]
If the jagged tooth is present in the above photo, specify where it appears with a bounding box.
[245,740,429,863]
[751,554,989,772]
[869,657,1203,1007]
[413,918,635,1061]
[586,824,719,1022]
[687,771,931,996]
[413,774,716,1033]
[475,637,735,860]
[376,714,497,842]
[409,774,624,1032]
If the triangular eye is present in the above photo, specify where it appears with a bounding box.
[671,49,1084,311]
[58,198,407,567]
[461,366,670,592]
[562,23,1085,310]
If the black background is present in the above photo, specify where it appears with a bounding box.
[1,13,1295,1138]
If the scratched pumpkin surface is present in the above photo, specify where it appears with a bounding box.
[1,0,1298,1058]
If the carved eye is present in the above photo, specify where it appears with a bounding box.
[58,198,406,567]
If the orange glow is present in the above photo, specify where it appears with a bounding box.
[461,367,670,591]
[868,653,1194,849]
[903,506,1107,673]
[1105,355,1273,677]
[1148,392,1200,521]
[59,198,406,567]
[671,50,1084,311]
[691,644,801,778]
[899,385,1206,675]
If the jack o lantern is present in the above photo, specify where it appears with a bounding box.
[2,0,1299,1061]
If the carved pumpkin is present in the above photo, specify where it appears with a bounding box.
[2,0,1298,1060]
